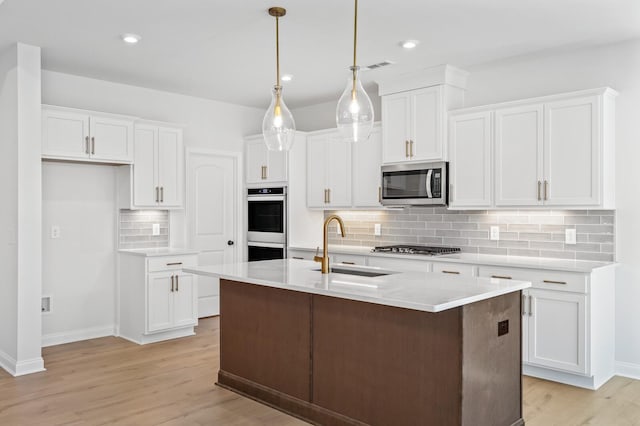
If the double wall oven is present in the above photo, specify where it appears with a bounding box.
[247,187,287,261]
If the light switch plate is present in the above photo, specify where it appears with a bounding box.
[374,224,381,236]
[51,225,61,239]
[490,226,500,241]
[152,224,160,236]
[565,228,577,245]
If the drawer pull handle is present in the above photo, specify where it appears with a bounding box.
[166,262,183,266]
[543,279,567,285]
[292,257,304,260]
[341,261,356,265]
[442,270,460,275]
[491,275,512,280]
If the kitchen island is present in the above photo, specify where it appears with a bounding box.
[185,259,531,426]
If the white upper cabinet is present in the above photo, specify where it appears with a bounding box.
[495,104,544,206]
[124,122,184,209]
[377,65,468,165]
[448,88,617,209]
[381,87,443,163]
[245,136,287,184]
[307,130,352,209]
[448,111,492,208]
[352,125,383,207]
[544,96,600,206]
[42,105,134,163]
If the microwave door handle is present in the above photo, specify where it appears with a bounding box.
[426,170,433,198]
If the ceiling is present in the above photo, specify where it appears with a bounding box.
[0,0,638,109]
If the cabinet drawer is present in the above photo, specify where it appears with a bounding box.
[148,255,197,273]
[333,254,367,266]
[367,256,429,272]
[432,262,476,276]
[477,266,587,293]
[289,249,314,261]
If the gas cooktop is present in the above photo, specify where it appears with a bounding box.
[371,245,461,256]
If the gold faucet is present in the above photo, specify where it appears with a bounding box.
[314,214,346,273]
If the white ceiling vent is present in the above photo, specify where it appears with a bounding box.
[361,61,395,71]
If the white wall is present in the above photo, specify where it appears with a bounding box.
[42,162,117,346]
[0,43,44,376]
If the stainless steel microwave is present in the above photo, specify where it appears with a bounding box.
[381,162,448,206]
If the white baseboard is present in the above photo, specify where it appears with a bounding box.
[616,361,640,380]
[0,350,45,377]
[42,325,115,348]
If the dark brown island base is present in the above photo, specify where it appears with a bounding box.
[217,279,523,426]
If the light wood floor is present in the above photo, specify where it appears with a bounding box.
[0,317,638,425]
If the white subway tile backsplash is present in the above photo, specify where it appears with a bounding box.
[119,210,169,249]
[326,208,615,262]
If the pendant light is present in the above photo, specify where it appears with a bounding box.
[262,7,296,151]
[336,0,374,143]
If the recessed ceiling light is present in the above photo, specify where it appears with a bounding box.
[121,33,142,44]
[401,40,419,49]
[281,74,293,82]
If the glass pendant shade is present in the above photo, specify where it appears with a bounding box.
[262,85,296,151]
[336,67,374,142]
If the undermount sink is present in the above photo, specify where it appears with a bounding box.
[312,267,393,278]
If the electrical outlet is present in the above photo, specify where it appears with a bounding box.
[51,225,61,239]
[374,223,381,236]
[565,228,577,245]
[152,223,160,236]
[41,296,51,313]
[490,226,500,241]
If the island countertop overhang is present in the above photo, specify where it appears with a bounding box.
[184,259,531,313]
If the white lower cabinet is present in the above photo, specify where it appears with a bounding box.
[119,253,198,344]
[478,265,614,389]
[431,262,476,276]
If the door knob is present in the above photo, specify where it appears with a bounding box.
[227,240,235,246]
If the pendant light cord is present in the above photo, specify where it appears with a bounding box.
[353,0,358,69]
[276,15,280,86]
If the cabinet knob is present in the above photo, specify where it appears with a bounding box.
[227,240,235,246]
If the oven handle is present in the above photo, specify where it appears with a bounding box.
[247,196,286,202]
[247,242,285,249]
[426,169,433,198]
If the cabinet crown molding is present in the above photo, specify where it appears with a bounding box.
[376,64,469,96]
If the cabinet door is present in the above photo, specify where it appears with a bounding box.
[246,139,268,184]
[382,93,411,163]
[90,115,134,162]
[352,126,382,207]
[133,126,158,207]
[326,134,352,208]
[147,273,174,332]
[411,86,443,161]
[494,104,544,206]
[527,289,587,374]
[173,273,197,328]
[544,96,600,206]
[266,149,288,182]
[42,108,90,159]
[306,134,329,208]
[157,127,183,207]
[448,111,492,207]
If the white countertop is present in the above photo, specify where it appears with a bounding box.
[118,248,200,257]
[289,245,616,273]
[184,259,531,313]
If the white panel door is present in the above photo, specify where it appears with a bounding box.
[495,104,544,206]
[245,138,268,184]
[527,289,587,374]
[382,93,411,163]
[306,134,329,208]
[42,108,90,159]
[411,86,442,161]
[544,96,600,206]
[187,151,239,317]
[147,273,173,332]
[172,273,197,328]
[90,115,134,162]
[352,126,382,207]
[133,126,158,207]
[326,134,352,208]
[448,111,492,207]
[158,127,183,207]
